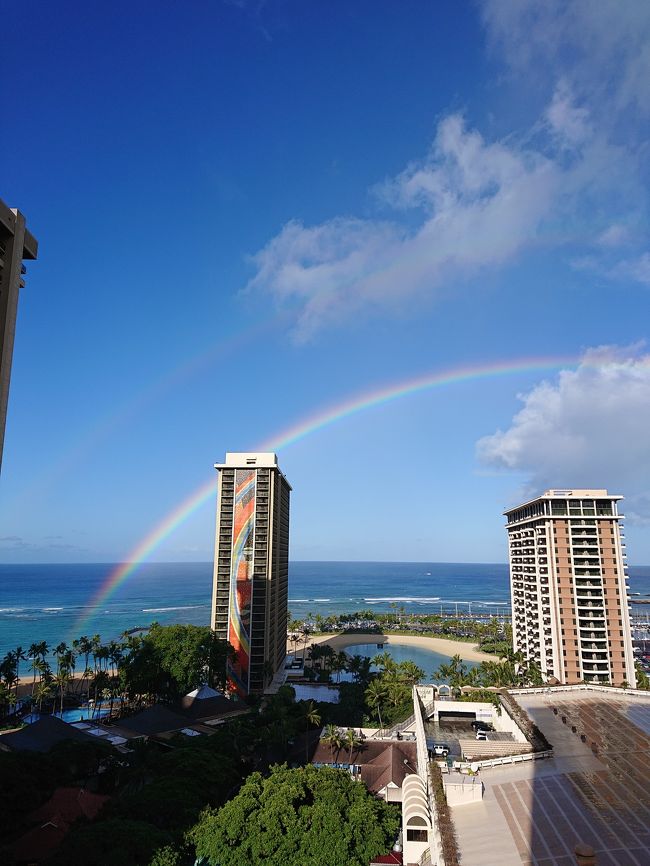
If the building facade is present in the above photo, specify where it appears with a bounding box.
[0,198,38,473]
[505,489,635,687]
[211,452,291,696]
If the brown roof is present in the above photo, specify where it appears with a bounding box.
[29,787,109,824]
[311,739,417,794]
[9,788,109,864]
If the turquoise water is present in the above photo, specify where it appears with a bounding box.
[25,705,111,724]
[348,641,479,679]
[1,561,649,658]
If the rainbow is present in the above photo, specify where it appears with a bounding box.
[13,316,284,519]
[70,351,642,636]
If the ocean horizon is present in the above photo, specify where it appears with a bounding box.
[1,560,649,659]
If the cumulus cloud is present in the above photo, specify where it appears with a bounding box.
[244,4,649,339]
[477,345,650,519]
[247,114,560,340]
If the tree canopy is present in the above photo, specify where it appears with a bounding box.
[120,623,234,700]
[190,764,400,866]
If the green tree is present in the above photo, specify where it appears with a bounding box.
[365,680,387,733]
[189,764,400,866]
[50,818,172,866]
[343,728,363,767]
[636,662,649,690]
[303,700,321,761]
[321,724,344,760]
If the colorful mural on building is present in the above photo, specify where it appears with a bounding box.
[228,468,256,695]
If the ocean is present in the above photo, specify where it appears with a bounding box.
[1,561,649,658]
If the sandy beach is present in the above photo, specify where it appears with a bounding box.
[292,632,493,663]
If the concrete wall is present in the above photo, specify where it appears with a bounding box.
[444,775,483,806]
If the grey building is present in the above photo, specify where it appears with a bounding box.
[211,452,291,696]
[0,198,38,473]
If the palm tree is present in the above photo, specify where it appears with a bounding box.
[0,683,16,720]
[372,651,396,673]
[365,679,387,734]
[300,626,311,664]
[399,660,425,687]
[74,636,93,696]
[28,643,41,698]
[321,723,344,762]
[53,671,70,715]
[14,646,26,698]
[343,728,363,771]
[289,633,300,663]
[303,700,321,762]
[33,678,53,714]
[1,652,18,706]
[331,651,348,684]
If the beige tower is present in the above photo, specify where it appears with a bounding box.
[505,489,635,687]
[211,452,291,696]
[0,198,38,473]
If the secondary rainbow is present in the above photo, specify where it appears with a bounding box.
[70,351,643,635]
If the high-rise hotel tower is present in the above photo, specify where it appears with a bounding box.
[211,452,291,696]
[0,198,38,474]
[505,489,635,687]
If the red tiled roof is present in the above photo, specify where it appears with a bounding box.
[9,787,110,864]
[370,852,403,864]
[29,786,109,824]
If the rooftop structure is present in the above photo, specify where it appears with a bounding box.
[451,688,650,866]
[211,452,291,696]
[0,197,38,473]
[311,738,418,802]
[505,489,635,686]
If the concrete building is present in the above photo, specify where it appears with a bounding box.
[211,452,291,696]
[505,489,635,686]
[0,198,38,473]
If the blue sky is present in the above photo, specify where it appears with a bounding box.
[2,1,650,564]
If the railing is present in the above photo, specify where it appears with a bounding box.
[473,749,553,770]
[507,683,650,697]
[384,699,435,736]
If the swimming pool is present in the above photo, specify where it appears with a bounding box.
[25,699,118,725]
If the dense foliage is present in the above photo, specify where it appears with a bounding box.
[40,686,323,866]
[0,625,236,725]
[190,764,400,866]
[119,623,235,700]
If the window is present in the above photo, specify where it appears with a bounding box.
[407,829,428,843]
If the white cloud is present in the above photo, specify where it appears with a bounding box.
[477,345,650,518]
[612,253,650,287]
[247,114,559,340]
[245,4,649,338]
[545,81,591,148]
[481,0,650,119]
[597,224,631,248]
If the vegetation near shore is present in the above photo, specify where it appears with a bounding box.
[0,623,235,724]
[190,764,400,866]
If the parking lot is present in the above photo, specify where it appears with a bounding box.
[425,715,516,758]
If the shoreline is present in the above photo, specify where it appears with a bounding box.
[294,631,493,663]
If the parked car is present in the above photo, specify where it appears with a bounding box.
[471,720,494,732]
[430,742,450,757]
[475,730,489,741]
